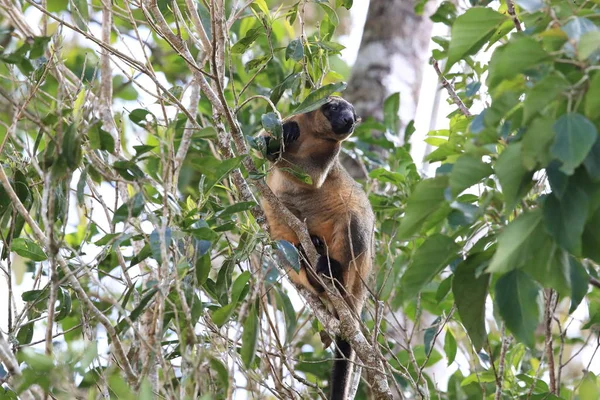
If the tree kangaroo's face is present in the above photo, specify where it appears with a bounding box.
[317,96,359,141]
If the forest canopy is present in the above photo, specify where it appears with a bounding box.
[1,0,600,399]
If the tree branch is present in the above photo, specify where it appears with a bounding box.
[432,58,472,118]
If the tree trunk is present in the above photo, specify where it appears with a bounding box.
[345,0,435,132]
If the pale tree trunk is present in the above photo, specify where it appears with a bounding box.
[346,0,435,133]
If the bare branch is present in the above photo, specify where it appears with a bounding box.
[432,58,472,118]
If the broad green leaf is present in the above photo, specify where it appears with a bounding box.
[195,253,211,286]
[276,240,300,272]
[449,155,493,197]
[495,270,542,348]
[400,234,459,303]
[397,176,448,240]
[583,207,600,263]
[579,372,600,400]
[285,38,304,61]
[424,317,441,355]
[569,257,588,313]
[584,72,600,121]
[521,117,555,170]
[70,0,90,31]
[584,137,600,181]
[231,271,251,304]
[578,31,600,60]
[231,27,262,54]
[211,302,236,327]
[209,358,229,392]
[487,36,549,89]
[261,112,283,139]
[292,82,347,115]
[444,329,457,366]
[551,113,598,175]
[543,187,588,255]
[149,228,172,265]
[62,124,82,171]
[522,236,571,296]
[496,143,532,212]
[453,252,490,351]
[523,73,568,123]
[203,156,245,193]
[446,8,507,71]
[113,192,145,224]
[12,238,47,261]
[487,209,544,274]
[16,322,34,345]
[279,166,313,185]
[383,92,400,135]
[241,304,259,368]
[131,244,151,267]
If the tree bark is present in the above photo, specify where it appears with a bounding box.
[346,0,434,132]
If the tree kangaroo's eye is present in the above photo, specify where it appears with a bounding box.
[331,104,338,111]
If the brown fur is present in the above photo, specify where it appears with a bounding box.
[261,97,375,399]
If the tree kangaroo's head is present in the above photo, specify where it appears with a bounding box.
[307,96,359,141]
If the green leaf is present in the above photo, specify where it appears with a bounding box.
[580,373,600,400]
[261,112,283,139]
[424,317,441,355]
[212,303,236,327]
[209,358,229,392]
[449,155,493,197]
[487,209,544,274]
[113,193,145,224]
[276,289,297,343]
[543,187,589,255]
[487,37,549,88]
[276,240,300,272]
[584,72,600,121]
[279,166,313,185]
[149,228,172,264]
[551,113,598,175]
[16,322,34,345]
[195,254,211,286]
[70,0,89,30]
[131,244,151,267]
[62,124,82,171]
[578,31,600,61]
[12,238,47,261]
[521,118,555,170]
[397,176,448,240]
[383,92,400,135]
[583,207,600,263]
[446,8,507,71]
[203,156,245,193]
[568,257,588,313]
[400,234,459,303]
[453,252,490,351]
[523,73,569,123]
[495,270,542,348]
[285,38,304,61]
[241,304,259,368]
[231,271,251,304]
[88,123,115,154]
[292,82,347,115]
[495,143,532,212]
[444,330,457,366]
[231,27,262,54]
[584,137,600,181]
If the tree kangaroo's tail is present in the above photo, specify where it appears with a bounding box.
[330,337,355,400]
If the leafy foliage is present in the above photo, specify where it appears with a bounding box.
[1,0,600,398]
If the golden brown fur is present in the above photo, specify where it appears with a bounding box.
[261,97,375,399]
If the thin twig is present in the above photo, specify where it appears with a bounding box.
[432,59,472,117]
[506,0,523,32]
[494,325,509,400]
